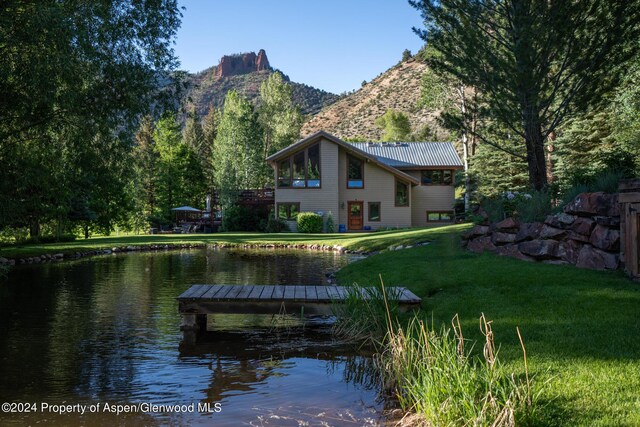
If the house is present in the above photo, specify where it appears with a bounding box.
[266,131,463,231]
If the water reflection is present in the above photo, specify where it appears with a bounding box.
[0,248,389,426]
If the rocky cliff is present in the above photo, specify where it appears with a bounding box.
[215,49,271,77]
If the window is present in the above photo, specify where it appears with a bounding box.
[421,169,454,185]
[277,159,291,187]
[368,202,381,221]
[277,203,300,220]
[276,143,321,188]
[307,143,321,187]
[347,155,364,188]
[427,211,454,222]
[395,180,409,206]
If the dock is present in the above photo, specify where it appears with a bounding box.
[177,284,421,342]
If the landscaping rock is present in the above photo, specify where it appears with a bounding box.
[495,244,535,261]
[539,224,567,240]
[0,257,8,264]
[544,213,576,228]
[467,236,497,253]
[493,217,519,231]
[564,192,619,217]
[589,225,620,252]
[557,240,581,264]
[518,239,559,259]
[515,222,543,242]
[462,225,490,240]
[593,216,621,227]
[491,232,517,245]
[576,245,618,270]
[569,217,595,237]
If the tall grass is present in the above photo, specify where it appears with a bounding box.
[379,314,536,426]
[333,277,539,426]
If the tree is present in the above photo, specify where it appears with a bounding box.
[213,91,263,211]
[402,49,412,62]
[201,105,220,194]
[132,116,159,228]
[0,0,182,236]
[410,0,640,190]
[375,109,412,141]
[258,72,302,173]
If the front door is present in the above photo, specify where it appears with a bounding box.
[348,201,363,230]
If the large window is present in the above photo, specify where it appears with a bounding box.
[277,203,300,220]
[368,202,381,221]
[421,169,454,185]
[427,211,453,222]
[395,180,409,206]
[277,143,321,188]
[347,155,364,188]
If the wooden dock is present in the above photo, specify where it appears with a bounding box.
[177,284,421,341]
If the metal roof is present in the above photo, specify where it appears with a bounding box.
[349,142,463,168]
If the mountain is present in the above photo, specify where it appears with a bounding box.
[301,58,446,141]
[184,50,340,116]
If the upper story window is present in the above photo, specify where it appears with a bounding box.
[421,169,454,185]
[277,143,321,188]
[347,155,364,188]
[395,180,409,206]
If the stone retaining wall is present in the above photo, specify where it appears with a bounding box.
[461,192,621,270]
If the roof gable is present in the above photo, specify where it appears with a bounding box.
[267,131,420,185]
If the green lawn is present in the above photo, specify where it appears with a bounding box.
[337,225,640,426]
[0,227,436,259]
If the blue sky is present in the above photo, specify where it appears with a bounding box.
[174,1,425,94]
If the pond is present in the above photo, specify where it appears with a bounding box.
[0,248,391,426]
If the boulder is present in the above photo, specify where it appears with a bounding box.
[564,192,619,217]
[544,213,576,228]
[567,231,590,243]
[462,225,490,240]
[557,240,582,264]
[0,257,8,264]
[539,224,567,240]
[570,217,595,237]
[515,222,543,242]
[467,236,497,253]
[589,225,620,252]
[518,239,559,259]
[493,217,519,231]
[495,244,535,261]
[491,232,517,245]
[576,245,619,270]
[593,216,621,227]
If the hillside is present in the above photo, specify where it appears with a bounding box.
[184,50,339,117]
[301,58,446,140]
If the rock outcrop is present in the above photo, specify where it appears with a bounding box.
[215,49,271,77]
[462,192,621,271]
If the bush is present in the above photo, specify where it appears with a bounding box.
[262,218,290,233]
[221,205,264,232]
[325,212,335,233]
[296,212,323,233]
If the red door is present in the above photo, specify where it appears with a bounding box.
[348,201,363,230]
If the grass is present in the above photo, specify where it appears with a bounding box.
[336,224,640,426]
[0,227,437,259]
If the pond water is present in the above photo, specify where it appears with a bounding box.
[0,248,390,426]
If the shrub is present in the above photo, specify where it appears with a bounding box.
[325,212,335,233]
[263,218,290,233]
[296,212,323,233]
[221,205,264,232]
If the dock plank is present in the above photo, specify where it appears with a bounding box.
[192,285,212,298]
[260,285,275,300]
[236,285,254,299]
[247,286,264,299]
[306,286,318,301]
[226,286,245,300]
[216,285,235,299]
[283,286,295,300]
[294,285,306,300]
[272,285,285,300]
[178,284,205,299]
[315,286,329,301]
[201,285,223,299]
